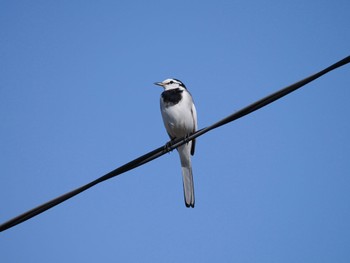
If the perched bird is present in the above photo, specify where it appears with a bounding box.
[155,78,197,208]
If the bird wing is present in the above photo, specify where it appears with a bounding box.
[190,102,197,156]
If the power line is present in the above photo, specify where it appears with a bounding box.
[1,56,349,232]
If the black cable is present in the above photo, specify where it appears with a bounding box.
[1,56,349,232]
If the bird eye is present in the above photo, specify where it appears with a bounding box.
[169,81,174,84]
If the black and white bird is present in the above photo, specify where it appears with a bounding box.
[155,78,197,208]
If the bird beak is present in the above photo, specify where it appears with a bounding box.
[154,82,164,87]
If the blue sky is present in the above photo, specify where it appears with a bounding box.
[1,1,349,262]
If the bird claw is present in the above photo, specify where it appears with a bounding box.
[164,134,191,153]
[184,134,191,144]
[164,140,174,153]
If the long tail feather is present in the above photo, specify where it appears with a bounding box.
[178,144,195,208]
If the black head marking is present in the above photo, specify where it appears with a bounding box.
[161,88,183,106]
[172,78,187,89]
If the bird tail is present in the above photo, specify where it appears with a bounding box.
[178,144,195,208]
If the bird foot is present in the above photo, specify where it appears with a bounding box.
[184,134,191,144]
[164,140,174,153]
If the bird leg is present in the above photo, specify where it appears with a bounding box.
[184,133,191,144]
[164,139,175,153]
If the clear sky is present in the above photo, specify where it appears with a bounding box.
[1,1,350,262]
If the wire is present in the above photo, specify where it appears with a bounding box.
[1,55,349,232]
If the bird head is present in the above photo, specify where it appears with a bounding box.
[154,78,187,91]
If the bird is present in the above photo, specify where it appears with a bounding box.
[155,78,197,208]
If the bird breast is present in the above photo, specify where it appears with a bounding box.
[160,92,195,138]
